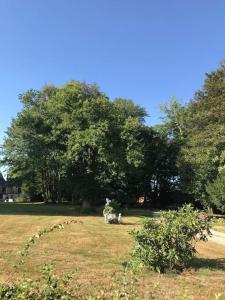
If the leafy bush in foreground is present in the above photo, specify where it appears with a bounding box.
[0,264,76,300]
[0,264,138,300]
[130,204,211,273]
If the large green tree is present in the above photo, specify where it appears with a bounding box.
[162,62,225,211]
[2,82,153,205]
[2,81,180,207]
[2,86,64,202]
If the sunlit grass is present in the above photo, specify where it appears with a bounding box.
[213,225,225,233]
[0,203,225,299]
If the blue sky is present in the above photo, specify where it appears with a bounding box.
[0,0,225,146]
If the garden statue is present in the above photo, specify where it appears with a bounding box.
[105,198,111,207]
[103,198,122,224]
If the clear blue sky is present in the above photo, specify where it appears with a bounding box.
[1,0,225,145]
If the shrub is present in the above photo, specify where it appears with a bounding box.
[0,264,76,300]
[130,204,211,273]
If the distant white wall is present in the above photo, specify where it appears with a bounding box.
[2,193,19,200]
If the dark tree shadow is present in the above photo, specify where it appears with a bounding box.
[0,203,153,218]
[190,257,225,271]
[0,203,101,217]
[122,222,137,225]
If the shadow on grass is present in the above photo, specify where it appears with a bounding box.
[0,203,153,218]
[122,209,157,218]
[121,222,138,225]
[191,257,225,271]
[0,202,101,217]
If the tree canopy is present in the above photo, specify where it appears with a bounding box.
[2,62,225,212]
[2,81,178,207]
[162,62,225,212]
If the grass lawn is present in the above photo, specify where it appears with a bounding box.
[0,203,225,299]
[214,225,225,233]
[213,221,225,234]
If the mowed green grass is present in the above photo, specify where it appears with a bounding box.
[0,203,225,299]
[214,225,225,233]
[213,220,225,233]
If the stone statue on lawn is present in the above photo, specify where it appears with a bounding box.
[103,198,122,224]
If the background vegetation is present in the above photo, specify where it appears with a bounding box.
[1,62,225,212]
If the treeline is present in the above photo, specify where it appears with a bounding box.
[1,62,225,212]
[162,62,225,212]
[1,82,178,207]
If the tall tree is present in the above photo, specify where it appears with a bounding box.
[162,62,225,210]
[2,81,153,206]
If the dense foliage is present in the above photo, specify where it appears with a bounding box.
[130,205,211,273]
[1,81,178,207]
[162,62,225,211]
[206,175,225,213]
[2,62,225,211]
